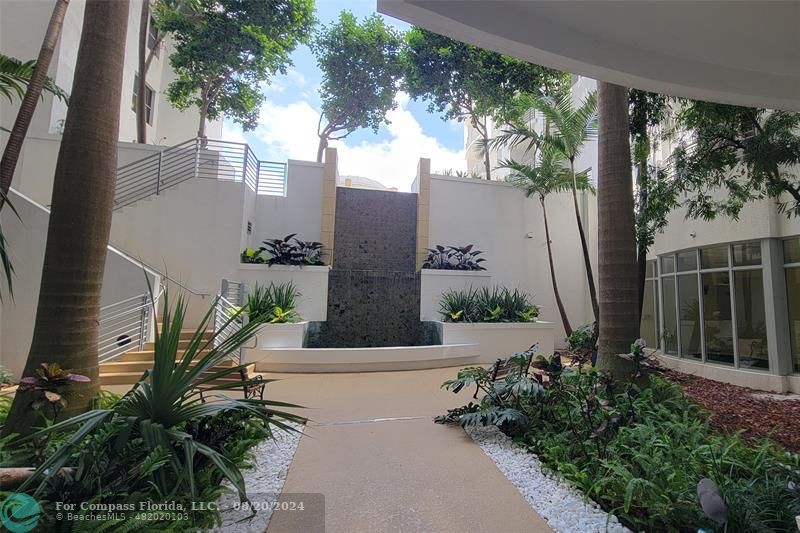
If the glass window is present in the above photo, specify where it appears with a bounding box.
[702,272,734,365]
[645,260,656,279]
[147,16,160,54]
[701,246,729,269]
[734,270,768,369]
[662,277,678,354]
[641,280,658,348]
[131,74,155,125]
[678,275,702,359]
[677,251,698,272]
[784,238,800,264]
[661,255,675,274]
[786,268,800,372]
[732,242,761,266]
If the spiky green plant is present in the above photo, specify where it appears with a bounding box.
[439,287,478,322]
[11,289,305,506]
[246,282,300,324]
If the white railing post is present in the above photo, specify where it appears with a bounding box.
[156,150,163,195]
[241,145,249,185]
[194,137,201,179]
[138,294,149,350]
[255,160,261,193]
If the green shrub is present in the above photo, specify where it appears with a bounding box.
[3,291,305,531]
[438,286,538,323]
[437,360,800,531]
[246,281,301,323]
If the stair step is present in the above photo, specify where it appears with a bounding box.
[99,361,248,387]
[100,358,235,373]
[116,349,220,362]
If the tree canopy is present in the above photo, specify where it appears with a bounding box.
[402,27,568,179]
[311,11,404,162]
[673,101,800,220]
[160,0,316,138]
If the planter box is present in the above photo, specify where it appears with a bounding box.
[254,322,307,349]
[237,264,329,321]
[439,321,555,363]
[419,269,491,321]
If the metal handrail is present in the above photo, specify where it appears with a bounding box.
[213,294,247,366]
[114,138,288,209]
[98,285,163,364]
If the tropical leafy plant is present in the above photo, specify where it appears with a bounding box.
[0,53,68,104]
[17,363,90,419]
[260,234,325,266]
[436,343,800,531]
[435,345,543,433]
[422,244,486,271]
[439,286,538,323]
[566,323,595,354]
[245,282,301,324]
[7,290,305,529]
[240,247,265,264]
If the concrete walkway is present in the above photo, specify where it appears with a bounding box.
[265,368,552,533]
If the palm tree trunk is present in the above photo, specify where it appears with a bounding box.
[3,0,130,437]
[136,0,149,144]
[569,159,599,333]
[542,196,572,336]
[595,81,638,379]
[0,0,70,197]
[636,161,648,324]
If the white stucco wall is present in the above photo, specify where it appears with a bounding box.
[0,0,210,144]
[650,194,800,257]
[249,160,324,249]
[427,174,597,346]
[0,190,159,380]
[237,265,329,322]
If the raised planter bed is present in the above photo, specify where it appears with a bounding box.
[237,264,329,321]
[254,322,307,349]
[439,321,555,363]
[419,269,491,321]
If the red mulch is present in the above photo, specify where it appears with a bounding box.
[660,368,800,453]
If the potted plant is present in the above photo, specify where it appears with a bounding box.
[246,282,306,349]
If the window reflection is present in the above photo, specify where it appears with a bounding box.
[702,272,734,365]
[678,275,701,359]
[734,270,768,369]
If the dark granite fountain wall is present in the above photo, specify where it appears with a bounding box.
[305,187,439,347]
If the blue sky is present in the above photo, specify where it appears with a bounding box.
[222,0,467,190]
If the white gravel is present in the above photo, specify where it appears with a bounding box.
[210,422,304,532]
[466,425,630,533]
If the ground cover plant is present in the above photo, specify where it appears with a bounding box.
[436,342,800,531]
[422,244,486,271]
[0,291,304,531]
[246,281,301,323]
[439,286,538,322]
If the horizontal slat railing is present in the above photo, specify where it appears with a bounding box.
[98,288,161,364]
[113,138,288,209]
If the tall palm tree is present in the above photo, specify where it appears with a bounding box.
[4,0,131,436]
[595,81,637,378]
[500,148,595,337]
[492,92,600,337]
[0,0,70,196]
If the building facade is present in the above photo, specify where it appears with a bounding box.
[0,0,220,144]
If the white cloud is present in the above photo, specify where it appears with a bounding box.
[229,93,465,191]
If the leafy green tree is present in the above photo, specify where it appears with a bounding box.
[501,148,593,336]
[135,0,200,143]
[311,12,404,162]
[628,89,679,319]
[159,0,315,139]
[402,27,568,180]
[491,92,600,338]
[673,100,800,219]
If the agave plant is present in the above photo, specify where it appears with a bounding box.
[439,287,478,322]
[422,244,486,271]
[12,289,305,504]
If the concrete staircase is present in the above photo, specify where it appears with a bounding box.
[99,328,265,388]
